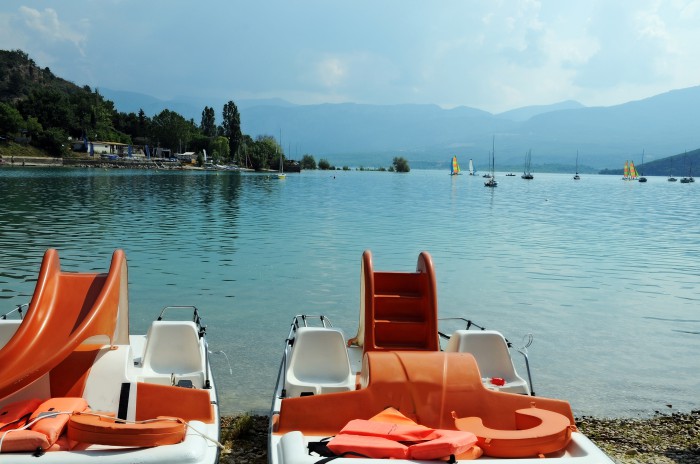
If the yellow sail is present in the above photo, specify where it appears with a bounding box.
[629,161,638,179]
[623,161,630,179]
[451,156,460,175]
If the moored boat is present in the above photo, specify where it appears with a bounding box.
[638,150,647,183]
[0,249,220,463]
[485,137,497,187]
[521,149,534,180]
[268,250,614,463]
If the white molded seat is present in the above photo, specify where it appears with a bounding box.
[141,321,204,377]
[0,320,22,349]
[285,327,354,397]
[445,329,530,394]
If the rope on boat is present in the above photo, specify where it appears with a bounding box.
[76,412,226,450]
[0,411,225,451]
[209,349,233,375]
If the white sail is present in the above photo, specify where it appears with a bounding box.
[468,159,474,175]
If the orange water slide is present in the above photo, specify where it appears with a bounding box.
[0,249,129,400]
[352,250,439,352]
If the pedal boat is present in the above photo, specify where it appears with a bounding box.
[269,250,614,463]
[0,249,220,463]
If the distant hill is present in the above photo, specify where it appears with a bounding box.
[98,88,294,121]
[9,43,697,172]
[97,74,700,172]
[230,87,700,170]
[496,100,585,121]
[599,147,700,177]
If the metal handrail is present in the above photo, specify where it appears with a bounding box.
[1,303,28,320]
[157,305,206,336]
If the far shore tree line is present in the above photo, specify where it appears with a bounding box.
[0,50,410,173]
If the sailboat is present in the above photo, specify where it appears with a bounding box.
[468,159,475,176]
[450,156,461,176]
[638,150,647,183]
[573,151,580,180]
[521,149,533,179]
[623,160,638,180]
[680,153,694,183]
[484,137,498,187]
[668,157,677,182]
[277,152,286,179]
[277,131,286,179]
[629,161,638,180]
[680,166,694,183]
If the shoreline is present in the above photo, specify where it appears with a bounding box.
[220,411,699,464]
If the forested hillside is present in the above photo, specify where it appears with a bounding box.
[0,50,284,168]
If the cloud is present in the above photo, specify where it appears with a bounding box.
[3,1,700,114]
[19,6,87,56]
[316,57,347,88]
[301,51,401,104]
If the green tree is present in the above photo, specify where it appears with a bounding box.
[392,156,410,173]
[188,134,212,157]
[318,158,331,170]
[16,88,71,133]
[150,109,195,153]
[222,101,242,161]
[25,116,42,138]
[210,136,230,161]
[37,127,69,157]
[200,106,216,137]
[301,154,316,170]
[0,102,23,134]
[137,109,150,138]
[237,134,254,168]
[248,135,279,170]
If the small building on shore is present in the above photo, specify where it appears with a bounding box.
[72,140,147,159]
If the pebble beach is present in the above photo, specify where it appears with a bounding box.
[219,411,700,464]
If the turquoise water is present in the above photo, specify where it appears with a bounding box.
[1,167,699,418]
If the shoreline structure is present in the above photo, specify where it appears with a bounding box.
[221,411,699,464]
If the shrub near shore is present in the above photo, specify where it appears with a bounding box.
[219,411,700,464]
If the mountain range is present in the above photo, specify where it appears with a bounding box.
[100,85,700,171]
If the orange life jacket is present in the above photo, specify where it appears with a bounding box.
[326,407,478,460]
[0,397,89,453]
[0,398,43,432]
[30,397,89,447]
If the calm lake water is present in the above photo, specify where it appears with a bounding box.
[1,167,698,418]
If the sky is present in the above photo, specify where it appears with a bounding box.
[2,0,700,114]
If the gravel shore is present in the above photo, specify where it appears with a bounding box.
[220,411,700,464]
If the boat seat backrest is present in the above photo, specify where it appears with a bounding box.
[0,320,22,349]
[276,351,573,436]
[285,327,354,397]
[444,330,528,393]
[141,321,203,375]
